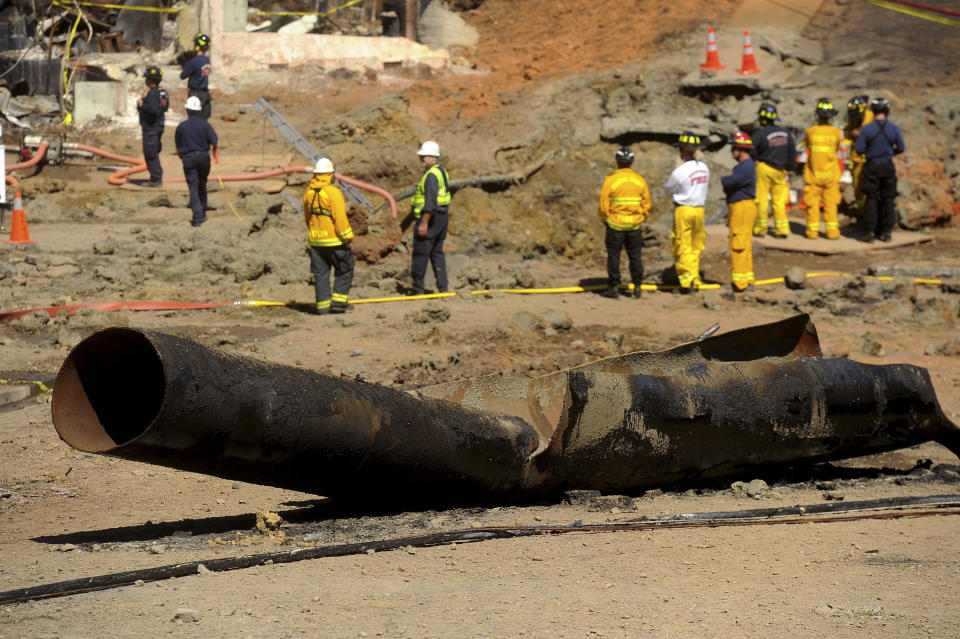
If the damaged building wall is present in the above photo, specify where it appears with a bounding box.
[206,0,447,73]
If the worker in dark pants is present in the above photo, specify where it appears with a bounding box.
[180,32,212,120]
[598,146,651,298]
[410,141,450,295]
[174,96,218,227]
[302,157,354,315]
[136,66,169,186]
[854,97,905,243]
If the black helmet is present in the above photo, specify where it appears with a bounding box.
[870,96,890,115]
[144,66,162,81]
[194,32,211,48]
[816,98,838,120]
[677,131,702,149]
[615,146,635,164]
[758,103,778,124]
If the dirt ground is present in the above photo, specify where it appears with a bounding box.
[2,0,960,637]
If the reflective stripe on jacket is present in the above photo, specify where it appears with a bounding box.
[412,164,451,218]
[303,174,353,247]
[803,124,844,185]
[599,168,651,231]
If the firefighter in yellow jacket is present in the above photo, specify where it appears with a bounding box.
[844,95,874,208]
[303,157,354,314]
[802,99,845,239]
[597,146,651,298]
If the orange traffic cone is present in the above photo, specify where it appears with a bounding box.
[4,191,35,245]
[700,26,726,71]
[737,30,761,75]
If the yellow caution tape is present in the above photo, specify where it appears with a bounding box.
[864,0,960,28]
[53,0,183,13]
[254,0,366,18]
[0,379,53,393]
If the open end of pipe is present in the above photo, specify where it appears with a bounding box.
[52,328,166,452]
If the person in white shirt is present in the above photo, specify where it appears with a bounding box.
[663,132,710,293]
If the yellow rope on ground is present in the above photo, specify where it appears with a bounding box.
[0,379,53,393]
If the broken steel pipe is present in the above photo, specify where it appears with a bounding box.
[51,316,960,504]
[52,328,539,502]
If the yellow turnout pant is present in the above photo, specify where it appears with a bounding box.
[802,178,841,239]
[728,199,756,291]
[851,153,867,207]
[670,205,705,289]
[754,162,790,237]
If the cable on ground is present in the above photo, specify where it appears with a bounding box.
[0,493,956,605]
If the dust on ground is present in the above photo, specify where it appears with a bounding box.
[2,0,960,636]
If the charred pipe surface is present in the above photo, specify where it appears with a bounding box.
[52,328,539,502]
[532,357,958,492]
[51,317,959,505]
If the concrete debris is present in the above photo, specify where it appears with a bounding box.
[755,29,824,65]
[785,266,806,290]
[731,479,771,500]
[563,489,601,505]
[172,609,202,623]
[542,309,573,330]
[869,265,960,280]
[601,115,721,142]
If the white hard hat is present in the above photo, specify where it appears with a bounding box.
[417,140,440,157]
[185,96,202,111]
[312,157,335,173]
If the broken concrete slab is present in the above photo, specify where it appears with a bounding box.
[601,115,723,141]
[73,82,125,126]
[755,29,824,66]
[679,61,795,98]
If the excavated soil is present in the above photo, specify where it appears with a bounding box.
[2,0,960,637]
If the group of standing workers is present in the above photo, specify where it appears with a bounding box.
[599,95,905,295]
[136,33,218,226]
[136,37,906,307]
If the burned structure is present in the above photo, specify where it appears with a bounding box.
[51,315,960,505]
[0,1,446,126]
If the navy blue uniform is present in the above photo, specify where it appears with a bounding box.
[854,118,905,240]
[180,53,212,120]
[411,169,449,294]
[137,86,168,184]
[752,124,796,170]
[721,158,757,203]
[174,115,218,226]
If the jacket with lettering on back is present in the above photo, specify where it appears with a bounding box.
[598,168,651,231]
[303,174,354,247]
[803,124,844,185]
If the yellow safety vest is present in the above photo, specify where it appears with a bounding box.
[412,164,451,218]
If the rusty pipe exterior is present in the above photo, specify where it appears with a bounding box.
[531,359,960,492]
[51,317,960,504]
[52,328,539,502]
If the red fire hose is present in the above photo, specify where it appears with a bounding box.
[4,140,398,220]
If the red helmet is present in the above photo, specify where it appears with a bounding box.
[731,131,753,150]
